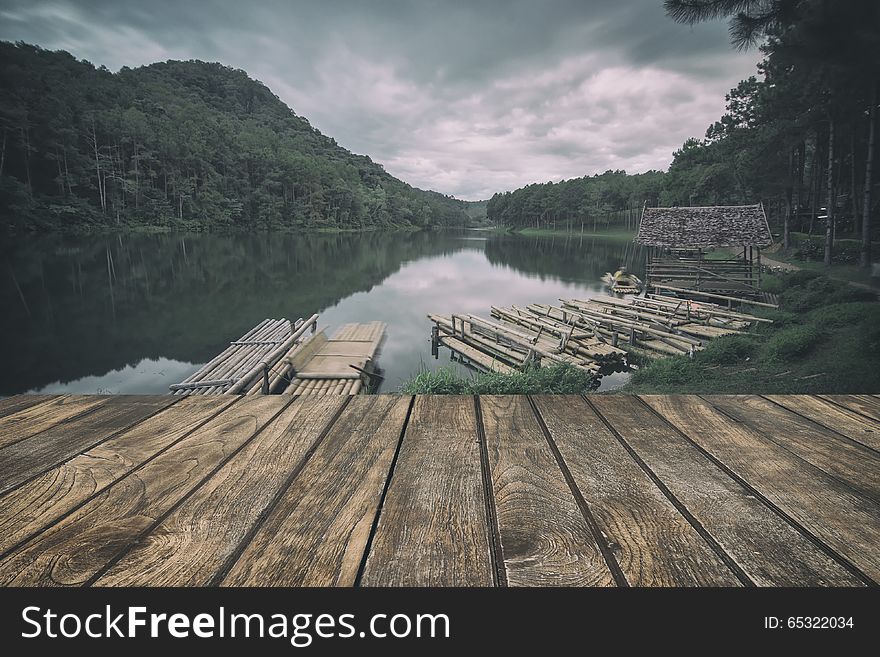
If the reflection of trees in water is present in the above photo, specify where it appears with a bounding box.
[2,230,641,395]
[0,230,476,394]
[484,234,646,283]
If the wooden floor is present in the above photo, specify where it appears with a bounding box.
[0,393,877,587]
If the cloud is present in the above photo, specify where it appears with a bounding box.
[0,0,762,199]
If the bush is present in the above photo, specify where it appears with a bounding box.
[629,356,694,388]
[763,325,823,361]
[806,302,880,329]
[399,362,597,394]
[698,335,760,365]
[793,236,862,264]
[761,273,784,294]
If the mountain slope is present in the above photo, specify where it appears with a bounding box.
[0,42,469,231]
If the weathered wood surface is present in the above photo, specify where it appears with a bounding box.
[0,396,235,557]
[532,395,742,586]
[0,395,175,496]
[360,395,495,586]
[97,396,346,586]
[479,395,615,586]
[703,394,880,502]
[0,393,876,587]
[0,396,289,586]
[0,395,107,450]
[591,395,863,586]
[766,394,880,451]
[819,394,880,421]
[642,395,880,583]
[223,395,409,587]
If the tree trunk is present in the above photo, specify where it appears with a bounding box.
[91,118,105,214]
[0,128,6,179]
[862,83,877,268]
[824,118,835,266]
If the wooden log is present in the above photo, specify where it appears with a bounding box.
[225,314,319,395]
[651,285,779,308]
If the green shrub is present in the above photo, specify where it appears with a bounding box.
[761,273,784,294]
[399,363,597,394]
[763,325,823,361]
[629,356,694,388]
[698,335,760,365]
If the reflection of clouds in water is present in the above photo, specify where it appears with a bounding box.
[318,249,626,392]
[27,357,197,395]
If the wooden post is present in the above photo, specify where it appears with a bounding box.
[261,366,270,395]
[431,325,439,358]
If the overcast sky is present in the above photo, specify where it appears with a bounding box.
[0,0,761,200]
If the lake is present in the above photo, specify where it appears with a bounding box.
[1,229,646,395]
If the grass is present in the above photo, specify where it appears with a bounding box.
[399,362,598,395]
[621,270,880,394]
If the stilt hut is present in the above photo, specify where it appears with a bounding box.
[635,204,773,301]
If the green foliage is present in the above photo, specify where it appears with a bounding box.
[762,325,822,362]
[793,235,863,264]
[761,272,784,294]
[699,334,761,365]
[0,42,470,232]
[485,170,663,231]
[626,272,880,394]
[399,363,597,395]
[779,274,875,311]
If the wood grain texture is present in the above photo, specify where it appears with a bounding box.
[0,395,60,418]
[0,395,175,496]
[97,396,346,586]
[0,395,106,450]
[480,395,616,586]
[221,395,409,587]
[0,395,289,586]
[704,395,880,502]
[765,395,880,451]
[592,395,862,586]
[818,395,880,423]
[643,395,880,583]
[532,395,741,586]
[360,395,494,586]
[0,396,236,556]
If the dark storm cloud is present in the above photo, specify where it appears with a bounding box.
[0,0,761,199]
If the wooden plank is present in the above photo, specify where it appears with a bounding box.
[531,395,742,586]
[704,395,880,502]
[642,395,880,583]
[0,395,290,586]
[765,395,880,451]
[591,395,863,586]
[0,396,236,557]
[360,395,494,586]
[0,395,108,450]
[480,396,615,586]
[0,395,60,418]
[96,396,347,586]
[0,395,175,496]
[819,394,880,423]
[221,396,410,587]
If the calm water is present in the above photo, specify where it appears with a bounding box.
[1,229,645,395]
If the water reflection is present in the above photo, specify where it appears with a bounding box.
[1,230,645,395]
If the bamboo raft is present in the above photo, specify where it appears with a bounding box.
[169,316,318,395]
[429,294,771,370]
[282,322,386,396]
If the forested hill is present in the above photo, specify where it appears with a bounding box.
[0,42,470,232]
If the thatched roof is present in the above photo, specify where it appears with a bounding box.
[636,204,772,248]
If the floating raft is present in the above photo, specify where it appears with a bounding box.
[427,309,623,375]
[169,316,318,395]
[429,294,771,369]
[283,322,386,396]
